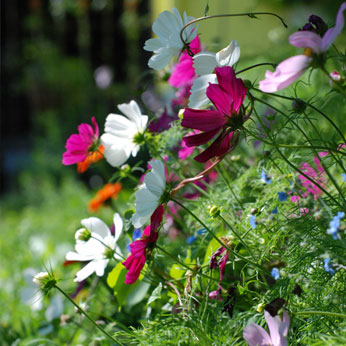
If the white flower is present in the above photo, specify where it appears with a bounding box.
[33,272,50,287]
[189,40,240,109]
[66,214,123,282]
[144,8,197,70]
[132,160,166,228]
[101,100,148,167]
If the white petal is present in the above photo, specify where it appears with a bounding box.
[144,160,166,196]
[135,188,159,215]
[216,40,240,67]
[117,100,143,128]
[113,213,123,242]
[144,37,166,52]
[113,245,123,260]
[148,47,179,71]
[81,217,110,239]
[193,52,217,75]
[74,261,97,282]
[104,114,136,138]
[132,213,150,229]
[95,259,108,277]
[188,74,217,109]
[101,136,130,167]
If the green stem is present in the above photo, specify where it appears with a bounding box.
[236,63,277,75]
[170,197,270,274]
[54,284,122,345]
[294,310,346,318]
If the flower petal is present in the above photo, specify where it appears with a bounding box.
[74,261,97,282]
[289,31,322,53]
[215,40,240,67]
[113,213,123,242]
[182,108,226,131]
[243,323,272,346]
[193,51,217,75]
[183,128,220,147]
[188,74,218,109]
[81,217,110,239]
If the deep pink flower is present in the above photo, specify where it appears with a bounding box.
[62,117,100,165]
[169,35,201,88]
[259,2,346,92]
[123,205,164,284]
[181,66,247,162]
[243,309,290,346]
[210,246,229,282]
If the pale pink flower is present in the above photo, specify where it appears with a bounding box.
[243,309,290,346]
[259,2,346,92]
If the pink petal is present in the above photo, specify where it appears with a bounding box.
[182,108,226,131]
[150,204,164,234]
[206,83,232,115]
[123,255,146,284]
[219,252,229,282]
[178,145,195,161]
[243,323,272,346]
[322,2,346,51]
[194,131,234,163]
[265,311,282,346]
[289,31,322,53]
[259,55,311,93]
[183,128,220,147]
[280,309,290,338]
[128,238,147,258]
[91,116,99,138]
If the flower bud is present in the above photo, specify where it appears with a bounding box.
[292,98,306,114]
[33,271,56,292]
[178,109,185,119]
[208,205,221,218]
[256,302,265,313]
[75,228,91,242]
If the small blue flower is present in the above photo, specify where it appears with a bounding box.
[327,212,344,239]
[324,258,335,275]
[341,173,346,182]
[278,192,287,202]
[272,207,278,214]
[186,235,197,244]
[271,267,280,280]
[249,215,257,229]
[127,228,142,251]
[261,170,272,184]
[197,228,206,235]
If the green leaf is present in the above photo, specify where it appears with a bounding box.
[127,280,151,307]
[147,282,163,305]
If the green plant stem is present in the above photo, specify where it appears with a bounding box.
[54,284,123,345]
[236,63,277,75]
[170,197,270,274]
[294,310,346,318]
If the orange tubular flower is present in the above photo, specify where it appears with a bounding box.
[88,182,122,212]
[77,145,105,173]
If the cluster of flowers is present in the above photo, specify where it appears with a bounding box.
[33,3,346,345]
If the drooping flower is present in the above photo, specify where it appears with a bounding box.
[101,100,148,167]
[65,214,123,282]
[132,160,167,228]
[169,35,201,88]
[88,182,122,212]
[259,2,346,92]
[181,66,247,162]
[327,211,344,239]
[144,8,197,70]
[62,117,103,169]
[243,309,290,346]
[209,246,229,301]
[189,40,240,109]
[123,205,164,284]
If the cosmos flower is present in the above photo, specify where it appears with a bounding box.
[243,309,290,346]
[181,66,247,162]
[259,2,346,92]
[132,160,167,228]
[62,117,102,167]
[88,182,122,212]
[101,100,148,167]
[123,205,164,284]
[189,40,240,109]
[66,214,123,282]
[144,8,197,70]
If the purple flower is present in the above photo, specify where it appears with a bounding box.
[243,309,290,346]
[259,2,346,92]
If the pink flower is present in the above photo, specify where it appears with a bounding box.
[181,66,247,162]
[259,2,346,92]
[62,117,100,165]
[123,205,164,284]
[169,35,201,88]
[243,309,290,346]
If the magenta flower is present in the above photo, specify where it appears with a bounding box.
[181,66,247,162]
[62,117,100,165]
[259,2,346,92]
[243,309,290,346]
[123,205,164,284]
[168,35,201,88]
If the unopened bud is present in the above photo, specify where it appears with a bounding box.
[208,205,221,218]
[178,109,185,119]
[257,302,265,313]
[292,98,306,114]
[33,271,56,292]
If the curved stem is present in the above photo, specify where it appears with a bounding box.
[180,12,287,55]
[294,310,346,318]
[236,63,277,75]
[54,284,123,345]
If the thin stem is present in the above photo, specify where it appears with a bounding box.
[170,197,270,274]
[294,310,346,319]
[180,12,287,54]
[236,63,277,75]
[54,284,123,345]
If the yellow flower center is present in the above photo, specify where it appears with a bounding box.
[304,47,313,56]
